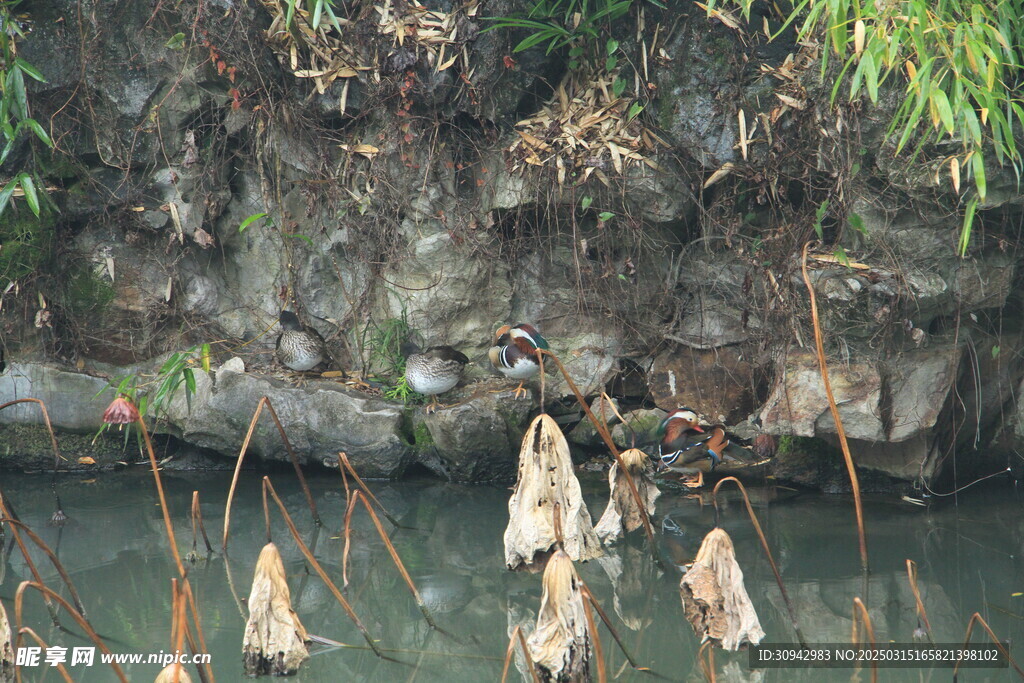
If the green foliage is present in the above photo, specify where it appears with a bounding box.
[385,375,425,404]
[284,0,344,34]
[62,263,115,315]
[368,314,413,378]
[705,0,1024,256]
[100,348,201,431]
[0,0,52,221]
[0,207,52,282]
[485,0,664,60]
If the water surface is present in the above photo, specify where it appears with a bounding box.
[1,470,1021,681]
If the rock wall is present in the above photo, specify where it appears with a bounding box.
[1,1,1023,488]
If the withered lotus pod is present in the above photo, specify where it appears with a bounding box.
[680,527,765,651]
[528,549,591,682]
[154,663,192,683]
[242,543,310,676]
[505,414,601,571]
[594,448,659,544]
[0,599,12,683]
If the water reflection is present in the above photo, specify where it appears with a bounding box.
[0,470,1021,681]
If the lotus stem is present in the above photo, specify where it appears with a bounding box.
[905,559,933,643]
[801,242,869,572]
[712,477,806,647]
[579,586,606,683]
[13,581,127,682]
[337,451,405,527]
[851,597,877,683]
[223,396,321,552]
[190,491,213,555]
[0,518,88,620]
[261,477,382,656]
[538,349,656,547]
[0,493,60,626]
[953,612,1024,680]
[17,627,73,682]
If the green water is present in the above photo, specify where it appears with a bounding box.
[0,470,1021,681]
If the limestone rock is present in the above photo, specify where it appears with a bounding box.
[611,408,667,451]
[759,351,885,442]
[650,346,758,424]
[412,387,531,483]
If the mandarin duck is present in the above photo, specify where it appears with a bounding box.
[276,310,327,372]
[402,342,469,413]
[655,408,763,487]
[487,323,549,399]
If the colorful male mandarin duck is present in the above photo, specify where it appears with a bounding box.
[655,408,760,486]
[276,310,327,372]
[487,323,549,399]
[402,342,469,414]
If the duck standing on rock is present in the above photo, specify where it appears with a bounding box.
[488,323,549,399]
[402,342,469,414]
[655,408,763,487]
[276,310,327,372]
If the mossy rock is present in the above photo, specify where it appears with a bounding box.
[0,208,54,282]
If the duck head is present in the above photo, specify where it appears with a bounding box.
[279,310,302,331]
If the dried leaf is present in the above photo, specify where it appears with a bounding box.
[703,162,736,188]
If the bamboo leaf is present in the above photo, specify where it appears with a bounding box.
[971,150,986,201]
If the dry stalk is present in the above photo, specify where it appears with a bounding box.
[851,597,877,683]
[190,491,213,556]
[223,396,321,551]
[13,581,127,682]
[350,490,438,630]
[579,587,607,683]
[500,625,542,683]
[337,451,404,527]
[800,242,869,572]
[697,640,716,682]
[0,399,64,465]
[0,494,60,626]
[179,580,214,683]
[711,477,806,647]
[0,518,88,619]
[261,477,382,656]
[341,490,357,588]
[579,582,644,671]
[904,559,933,642]
[953,612,1024,680]
[15,628,72,682]
[135,413,187,579]
[538,349,656,547]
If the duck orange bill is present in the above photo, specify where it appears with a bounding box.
[692,425,704,432]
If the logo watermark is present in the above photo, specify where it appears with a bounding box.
[16,647,211,668]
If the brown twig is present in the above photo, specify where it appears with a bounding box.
[223,396,321,551]
[953,612,1024,680]
[261,477,382,656]
[712,477,806,647]
[0,398,65,464]
[0,493,60,625]
[851,597,877,683]
[801,242,869,572]
[905,559,933,643]
[538,349,656,547]
[579,582,645,672]
[137,413,187,579]
[13,581,127,682]
[341,490,358,589]
[697,641,715,682]
[180,579,214,683]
